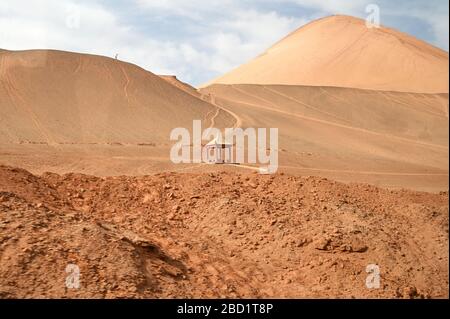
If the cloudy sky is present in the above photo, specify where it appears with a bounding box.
[0,0,448,86]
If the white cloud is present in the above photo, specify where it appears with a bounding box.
[201,10,301,74]
[284,0,367,15]
[135,1,302,80]
[1,1,122,54]
[136,0,236,19]
[429,17,449,50]
[402,6,449,50]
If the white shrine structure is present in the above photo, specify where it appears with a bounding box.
[205,137,233,164]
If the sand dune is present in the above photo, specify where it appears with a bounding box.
[0,16,448,193]
[0,49,234,145]
[0,48,447,191]
[200,84,449,191]
[160,75,202,98]
[204,15,449,93]
[198,15,449,191]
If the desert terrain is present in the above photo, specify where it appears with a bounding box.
[0,165,448,298]
[0,15,448,298]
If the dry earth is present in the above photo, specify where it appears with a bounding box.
[0,165,448,298]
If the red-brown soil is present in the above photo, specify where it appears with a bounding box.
[0,165,447,298]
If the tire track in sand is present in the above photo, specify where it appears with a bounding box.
[218,94,447,151]
[262,85,351,124]
[224,163,448,177]
[278,165,448,176]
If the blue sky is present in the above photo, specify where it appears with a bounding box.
[0,0,448,86]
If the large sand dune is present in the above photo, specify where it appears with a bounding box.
[0,47,448,191]
[204,15,449,93]
[200,84,448,191]
[0,49,234,145]
[199,15,449,191]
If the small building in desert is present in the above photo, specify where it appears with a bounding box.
[205,137,233,164]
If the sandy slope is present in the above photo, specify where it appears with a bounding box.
[160,75,202,98]
[199,84,449,191]
[0,49,234,145]
[0,48,448,191]
[204,15,449,93]
[0,165,448,298]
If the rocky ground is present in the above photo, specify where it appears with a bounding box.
[0,165,448,298]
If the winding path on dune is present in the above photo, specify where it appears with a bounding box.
[119,64,131,103]
[201,93,242,129]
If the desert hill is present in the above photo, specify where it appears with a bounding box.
[0,49,234,145]
[204,15,449,93]
[199,84,448,191]
[199,15,449,192]
[160,75,202,98]
[0,15,448,192]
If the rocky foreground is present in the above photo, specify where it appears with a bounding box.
[0,165,448,298]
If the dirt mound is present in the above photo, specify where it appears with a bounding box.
[0,166,67,210]
[0,191,198,298]
[204,15,449,93]
[0,165,448,298]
